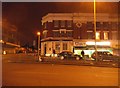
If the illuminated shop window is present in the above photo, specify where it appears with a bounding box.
[96,32,100,40]
[54,20,59,27]
[104,31,109,40]
[63,43,67,50]
[55,43,60,51]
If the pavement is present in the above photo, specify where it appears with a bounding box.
[2,53,120,86]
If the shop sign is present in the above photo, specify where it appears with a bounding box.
[74,42,86,46]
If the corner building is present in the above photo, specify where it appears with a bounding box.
[41,13,119,56]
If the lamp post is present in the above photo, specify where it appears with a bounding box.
[94,0,97,62]
[37,32,42,62]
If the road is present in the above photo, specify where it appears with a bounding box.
[2,54,119,86]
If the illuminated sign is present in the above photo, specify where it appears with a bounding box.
[86,41,111,46]
[74,42,86,46]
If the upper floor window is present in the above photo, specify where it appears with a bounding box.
[96,22,101,29]
[54,20,59,27]
[87,22,93,29]
[66,31,73,37]
[104,31,109,40]
[60,20,65,27]
[53,29,73,37]
[53,31,60,37]
[44,22,47,29]
[67,20,72,27]
[60,29,66,37]
[42,30,48,38]
[103,22,109,29]
[87,31,94,39]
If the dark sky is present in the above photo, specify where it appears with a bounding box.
[2,2,118,46]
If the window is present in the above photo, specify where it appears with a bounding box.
[43,30,48,38]
[96,32,100,40]
[87,31,94,39]
[60,31,66,37]
[66,31,73,37]
[55,42,60,51]
[53,29,73,37]
[112,31,118,40]
[63,43,67,50]
[87,22,93,29]
[96,22,101,29]
[67,20,72,27]
[54,20,59,27]
[60,29,66,37]
[53,31,60,37]
[61,20,65,27]
[104,31,109,40]
[44,23,47,29]
[103,22,109,29]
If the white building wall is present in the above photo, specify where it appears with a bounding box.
[41,42,44,55]
[41,41,73,56]
[46,42,52,56]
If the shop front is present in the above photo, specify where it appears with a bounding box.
[73,40,113,58]
[41,39,73,56]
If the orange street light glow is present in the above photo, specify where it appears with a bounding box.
[37,32,40,35]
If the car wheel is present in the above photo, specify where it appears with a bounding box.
[76,56,80,60]
[60,56,64,60]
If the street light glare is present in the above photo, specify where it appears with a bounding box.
[37,32,40,35]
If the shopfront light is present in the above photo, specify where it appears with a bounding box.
[86,41,111,46]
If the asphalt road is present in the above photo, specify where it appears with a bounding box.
[2,54,119,86]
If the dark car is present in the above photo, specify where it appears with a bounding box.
[57,51,81,60]
[91,51,120,62]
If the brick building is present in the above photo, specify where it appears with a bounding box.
[1,19,20,54]
[41,13,119,57]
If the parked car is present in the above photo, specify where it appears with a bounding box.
[57,51,81,60]
[91,51,120,62]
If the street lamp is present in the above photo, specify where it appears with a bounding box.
[94,0,98,62]
[37,32,42,62]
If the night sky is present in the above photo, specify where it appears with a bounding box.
[2,2,118,46]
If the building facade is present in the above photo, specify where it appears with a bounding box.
[1,19,20,54]
[41,13,119,56]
